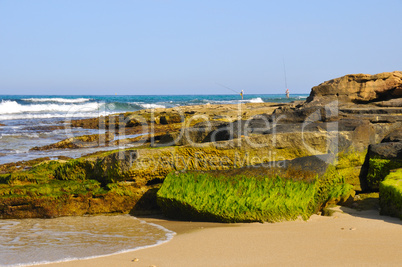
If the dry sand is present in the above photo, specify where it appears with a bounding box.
[35,206,402,267]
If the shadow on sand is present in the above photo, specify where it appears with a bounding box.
[339,206,402,226]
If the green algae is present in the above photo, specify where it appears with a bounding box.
[0,160,62,185]
[379,169,402,219]
[157,172,317,222]
[157,164,353,223]
[0,158,145,218]
[367,158,402,191]
[335,150,367,191]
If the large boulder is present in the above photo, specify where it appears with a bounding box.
[306,71,402,104]
[360,127,402,191]
[157,121,229,146]
[156,154,353,222]
[382,128,402,143]
[369,128,402,159]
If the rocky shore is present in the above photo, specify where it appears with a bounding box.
[1,71,402,220]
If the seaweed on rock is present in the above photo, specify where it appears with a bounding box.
[379,169,402,219]
[157,164,353,223]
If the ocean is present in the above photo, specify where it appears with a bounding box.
[0,94,307,266]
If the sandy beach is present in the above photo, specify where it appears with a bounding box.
[35,206,402,267]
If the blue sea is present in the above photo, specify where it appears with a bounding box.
[0,94,307,266]
[0,94,305,121]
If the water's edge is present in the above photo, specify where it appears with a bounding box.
[1,216,176,267]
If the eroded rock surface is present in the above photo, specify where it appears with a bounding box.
[307,71,402,104]
[30,133,115,150]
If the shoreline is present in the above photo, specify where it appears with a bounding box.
[30,207,402,267]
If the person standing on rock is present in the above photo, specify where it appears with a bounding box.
[240,90,244,100]
[286,88,289,98]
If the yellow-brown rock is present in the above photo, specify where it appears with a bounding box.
[307,71,402,104]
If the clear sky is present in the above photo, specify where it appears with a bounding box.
[0,0,401,95]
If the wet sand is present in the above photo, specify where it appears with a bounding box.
[36,207,402,267]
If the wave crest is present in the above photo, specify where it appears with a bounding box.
[0,100,106,120]
[247,97,264,103]
[0,100,100,114]
[22,98,91,103]
[130,102,166,109]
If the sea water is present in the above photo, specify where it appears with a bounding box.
[0,215,175,266]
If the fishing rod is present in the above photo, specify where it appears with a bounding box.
[283,57,290,98]
[215,82,239,94]
[216,82,244,99]
[282,57,288,90]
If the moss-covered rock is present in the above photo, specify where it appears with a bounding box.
[0,157,159,218]
[0,160,62,185]
[335,150,367,191]
[157,172,318,222]
[63,132,331,187]
[0,129,338,219]
[366,158,402,191]
[156,155,353,222]
[379,168,402,219]
[0,179,144,218]
[360,127,402,192]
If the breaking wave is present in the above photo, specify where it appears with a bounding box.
[0,100,105,120]
[0,100,100,114]
[247,97,264,103]
[22,97,91,103]
[130,102,166,109]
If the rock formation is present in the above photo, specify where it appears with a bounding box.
[30,133,115,150]
[2,71,402,220]
[360,128,402,191]
[306,71,402,104]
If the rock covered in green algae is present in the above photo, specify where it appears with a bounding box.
[379,168,402,219]
[0,128,339,219]
[156,155,353,223]
[0,158,156,219]
[361,128,402,191]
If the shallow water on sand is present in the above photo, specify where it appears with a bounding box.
[0,215,175,266]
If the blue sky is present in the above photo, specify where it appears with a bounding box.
[0,0,401,95]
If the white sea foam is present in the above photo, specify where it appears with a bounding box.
[0,100,101,114]
[0,133,40,138]
[0,112,112,121]
[0,100,110,120]
[22,98,91,103]
[247,97,264,103]
[131,102,166,109]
